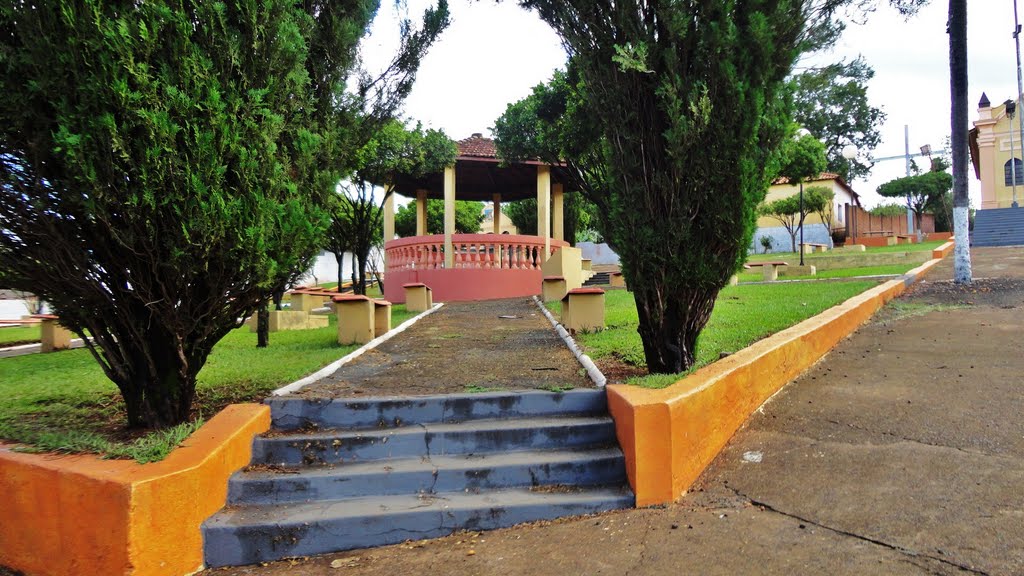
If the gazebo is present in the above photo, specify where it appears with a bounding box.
[381,134,573,303]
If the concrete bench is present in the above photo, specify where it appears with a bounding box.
[779,264,817,277]
[896,234,916,244]
[561,287,605,333]
[373,300,392,339]
[30,314,71,353]
[609,272,627,288]
[743,261,789,281]
[800,242,829,254]
[332,295,375,345]
[403,283,433,312]
[542,276,568,302]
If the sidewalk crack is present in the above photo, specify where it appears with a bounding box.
[822,419,997,459]
[726,485,991,576]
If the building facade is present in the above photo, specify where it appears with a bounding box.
[971,93,1024,209]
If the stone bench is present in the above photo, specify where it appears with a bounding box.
[743,260,789,282]
[30,314,71,353]
[609,272,627,288]
[561,287,605,333]
[373,299,392,339]
[542,276,568,302]
[800,242,829,254]
[403,283,433,312]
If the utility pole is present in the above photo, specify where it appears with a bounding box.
[950,0,971,283]
[1014,0,1023,207]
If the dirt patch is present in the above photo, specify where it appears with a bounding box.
[293,298,592,397]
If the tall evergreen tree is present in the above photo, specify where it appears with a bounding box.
[0,0,448,428]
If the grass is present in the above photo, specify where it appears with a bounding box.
[737,263,919,283]
[746,239,946,263]
[0,306,417,462]
[552,281,878,389]
[0,325,41,346]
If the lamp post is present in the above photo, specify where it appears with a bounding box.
[1007,100,1020,207]
[841,144,858,242]
[1014,0,1023,208]
[796,129,811,266]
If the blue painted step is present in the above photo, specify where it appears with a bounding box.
[266,389,608,431]
[204,487,634,568]
[972,207,1024,246]
[252,416,617,466]
[229,447,627,505]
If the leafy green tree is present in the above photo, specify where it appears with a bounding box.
[759,192,828,253]
[791,58,884,181]
[0,0,447,428]
[395,200,485,237]
[870,203,909,217]
[876,158,952,237]
[501,2,816,373]
[328,121,456,294]
[501,194,598,243]
[775,130,828,262]
[806,186,836,236]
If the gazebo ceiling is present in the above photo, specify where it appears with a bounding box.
[391,134,570,202]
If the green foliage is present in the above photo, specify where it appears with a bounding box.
[0,0,447,428]
[775,130,829,185]
[508,0,814,372]
[395,200,485,236]
[806,185,836,234]
[328,120,456,293]
[870,203,909,217]
[760,236,774,254]
[760,189,827,252]
[791,58,884,181]
[876,162,952,233]
[501,193,599,244]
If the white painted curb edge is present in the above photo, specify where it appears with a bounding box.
[271,302,445,396]
[532,295,607,388]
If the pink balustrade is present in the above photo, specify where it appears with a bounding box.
[384,234,568,303]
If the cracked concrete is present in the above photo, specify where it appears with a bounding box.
[199,247,1024,576]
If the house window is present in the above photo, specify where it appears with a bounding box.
[1004,158,1024,186]
[837,202,844,223]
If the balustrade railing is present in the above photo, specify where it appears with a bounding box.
[385,234,568,273]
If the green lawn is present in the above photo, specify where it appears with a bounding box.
[0,325,41,346]
[737,262,919,283]
[0,306,416,462]
[553,281,878,389]
[746,239,946,263]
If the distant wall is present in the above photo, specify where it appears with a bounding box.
[576,242,621,266]
[749,224,831,254]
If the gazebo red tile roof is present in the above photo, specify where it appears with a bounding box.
[457,133,498,159]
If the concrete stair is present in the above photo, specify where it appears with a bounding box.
[972,207,1024,246]
[583,272,610,286]
[202,389,633,568]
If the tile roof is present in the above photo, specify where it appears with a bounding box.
[773,172,860,201]
[457,133,498,158]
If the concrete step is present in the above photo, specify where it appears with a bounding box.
[203,486,635,568]
[267,389,607,431]
[583,272,610,286]
[252,416,618,466]
[229,447,627,505]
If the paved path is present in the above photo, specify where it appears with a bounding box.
[203,246,1024,576]
[292,298,592,397]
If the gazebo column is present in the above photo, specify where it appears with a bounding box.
[492,193,502,234]
[552,184,564,241]
[444,165,456,268]
[537,165,551,261]
[416,189,428,236]
[382,192,394,273]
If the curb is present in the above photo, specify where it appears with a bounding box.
[532,295,606,388]
[607,247,951,507]
[271,303,445,396]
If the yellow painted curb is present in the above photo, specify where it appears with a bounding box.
[608,253,947,507]
[0,403,270,576]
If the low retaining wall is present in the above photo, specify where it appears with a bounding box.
[608,254,947,507]
[0,404,270,576]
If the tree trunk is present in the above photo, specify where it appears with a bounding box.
[354,253,368,296]
[335,252,344,290]
[949,0,972,283]
[257,304,269,348]
[116,338,198,429]
[633,282,718,373]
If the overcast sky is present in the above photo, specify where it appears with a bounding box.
[363,1,1020,208]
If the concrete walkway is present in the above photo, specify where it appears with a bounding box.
[203,246,1024,576]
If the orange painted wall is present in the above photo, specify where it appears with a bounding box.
[0,403,269,576]
[609,253,948,507]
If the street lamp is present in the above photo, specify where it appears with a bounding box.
[1010,100,1021,208]
[841,145,858,244]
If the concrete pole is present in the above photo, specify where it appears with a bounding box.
[904,124,915,234]
[1015,0,1023,207]
[416,189,428,236]
[382,192,395,242]
[536,165,551,261]
[492,193,502,234]
[552,183,564,241]
[444,166,456,268]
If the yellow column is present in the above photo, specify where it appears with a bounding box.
[975,105,999,209]
[552,184,564,241]
[492,193,502,234]
[444,165,456,268]
[537,165,551,260]
[382,192,395,242]
[416,189,428,236]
